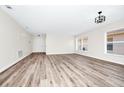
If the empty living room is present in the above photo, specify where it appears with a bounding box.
[0,1,124,91]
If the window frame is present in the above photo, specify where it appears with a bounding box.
[105,29,124,56]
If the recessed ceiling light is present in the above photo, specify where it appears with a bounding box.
[5,5,13,9]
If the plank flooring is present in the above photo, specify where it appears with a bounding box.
[0,53,124,87]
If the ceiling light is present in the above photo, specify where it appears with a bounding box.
[95,11,106,24]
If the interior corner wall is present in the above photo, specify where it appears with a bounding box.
[75,21,124,65]
[0,9,33,73]
[46,33,74,55]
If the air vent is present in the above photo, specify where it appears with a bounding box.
[5,5,13,9]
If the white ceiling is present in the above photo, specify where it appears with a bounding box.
[1,5,124,35]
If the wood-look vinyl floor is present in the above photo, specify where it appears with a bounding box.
[0,53,124,87]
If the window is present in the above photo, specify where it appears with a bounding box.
[107,44,113,51]
[106,29,124,55]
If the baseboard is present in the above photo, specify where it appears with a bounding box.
[46,52,74,55]
[32,52,46,54]
[75,52,124,66]
[0,52,32,73]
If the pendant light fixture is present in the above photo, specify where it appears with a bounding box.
[95,11,106,24]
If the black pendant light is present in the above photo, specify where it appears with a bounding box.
[95,11,106,24]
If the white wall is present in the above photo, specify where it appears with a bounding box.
[0,9,33,73]
[46,33,74,55]
[32,34,46,53]
[75,20,124,65]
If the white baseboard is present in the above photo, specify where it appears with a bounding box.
[0,52,32,73]
[75,52,124,65]
[46,52,74,55]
